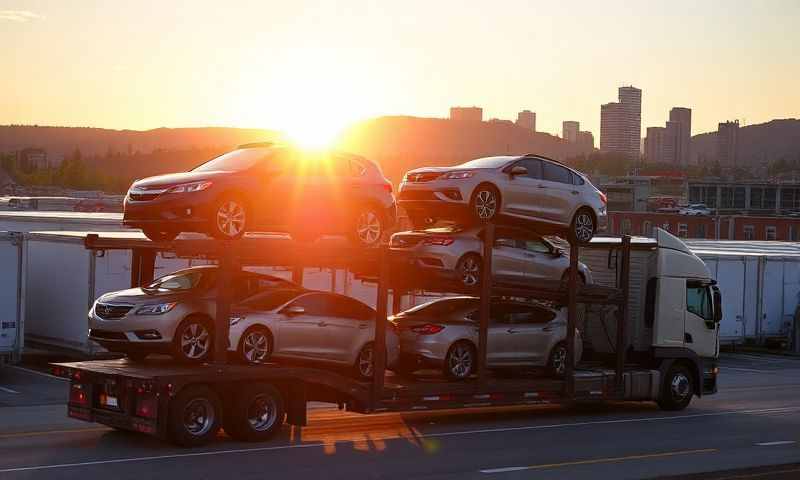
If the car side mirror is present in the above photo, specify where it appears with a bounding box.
[509,165,528,177]
[283,305,305,316]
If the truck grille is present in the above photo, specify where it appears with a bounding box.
[95,303,134,319]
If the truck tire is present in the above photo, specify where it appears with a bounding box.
[168,385,222,447]
[657,363,694,411]
[224,383,286,442]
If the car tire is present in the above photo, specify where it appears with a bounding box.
[350,207,384,248]
[469,184,501,224]
[569,208,595,244]
[173,316,213,363]
[142,228,178,243]
[211,195,248,240]
[168,385,222,447]
[354,342,375,380]
[657,363,694,411]
[547,342,568,377]
[237,326,273,365]
[444,341,476,380]
[455,254,482,288]
[223,383,285,442]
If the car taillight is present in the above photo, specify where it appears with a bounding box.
[411,324,445,335]
[422,236,454,246]
[69,384,89,407]
[381,182,393,194]
[599,191,607,204]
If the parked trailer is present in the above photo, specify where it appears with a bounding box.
[53,227,720,446]
[0,232,24,365]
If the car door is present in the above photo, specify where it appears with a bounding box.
[320,295,374,363]
[251,148,297,227]
[499,158,550,219]
[521,239,561,280]
[507,305,558,365]
[540,161,578,224]
[483,304,519,366]
[492,237,530,279]
[274,293,335,360]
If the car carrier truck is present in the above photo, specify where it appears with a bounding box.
[52,226,721,447]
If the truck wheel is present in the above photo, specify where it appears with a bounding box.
[168,385,222,447]
[224,383,286,442]
[657,364,694,411]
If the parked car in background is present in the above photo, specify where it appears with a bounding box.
[398,154,606,243]
[679,204,712,216]
[74,198,117,212]
[88,265,298,362]
[123,142,396,247]
[228,289,399,380]
[390,297,581,380]
[390,224,592,287]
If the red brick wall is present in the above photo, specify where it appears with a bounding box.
[607,212,800,241]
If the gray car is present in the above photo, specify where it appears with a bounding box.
[390,297,582,380]
[88,265,298,362]
[398,154,607,243]
[390,225,592,287]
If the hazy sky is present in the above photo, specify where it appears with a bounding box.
[3,0,799,141]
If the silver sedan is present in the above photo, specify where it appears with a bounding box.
[390,297,582,380]
[390,225,592,287]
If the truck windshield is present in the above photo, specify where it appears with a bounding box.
[144,270,207,292]
[193,148,277,172]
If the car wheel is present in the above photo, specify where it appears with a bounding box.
[350,208,384,248]
[569,208,595,244]
[223,383,285,442]
[657,363,694,411]
[142,228,178,242]
[548,342,568,376]
[238,327,272,364]
[444,341,476,380]
[455,254,482,288]
[174,316,213,362]
[168,385,222,447]
[212,196,248,239]
[354,342,375,380]
[470,185,500,223]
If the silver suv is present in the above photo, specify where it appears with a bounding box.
[398,154,607,243]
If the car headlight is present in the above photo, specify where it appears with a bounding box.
[441,171,475,180]
[135,302,177,315]
[166,181,213,194]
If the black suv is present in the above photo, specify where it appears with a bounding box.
[123,143,396,246]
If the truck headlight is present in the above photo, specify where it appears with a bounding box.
[136,302,177,315]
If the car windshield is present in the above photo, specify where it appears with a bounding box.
[240,289,303,311]
[192,147,277,172]
[144,270,208,292]
[457,156,514,169]
[399,297,478,316]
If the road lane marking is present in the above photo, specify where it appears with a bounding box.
[722,367,772,373]
[1,406,799,473]
[10,366,68,382]
[754,440,796,446]
[713,467,800,479]
[0,386,20,394]
[480,448,718,474]
[0,428,110,440]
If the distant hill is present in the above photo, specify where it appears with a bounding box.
[690,119,800,165]
[0,125,281,158]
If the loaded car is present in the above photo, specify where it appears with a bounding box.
[390,297,581,380]
[88,265,298,362]
[390,224,592,287]
[398,154,606,243]
[228,289,399,380]
[678,203,712,216]
[123,142,396,247]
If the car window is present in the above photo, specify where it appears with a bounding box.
[516,159,542,179]
[572,172,585,186]
[241,289,302,311]
[542,161,572,184]
[523,240,550,253]
[329,296,375,320]
[285,293,332,316]
[236,274,292,300]
[494,237,519,249]
[193,148,277,172]
[686,284,713,321]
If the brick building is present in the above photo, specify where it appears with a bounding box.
[607,212,800,241]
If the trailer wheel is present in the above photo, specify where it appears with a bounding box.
[168,385,222,447]
[657,363,694,411]
[224,383,286,442]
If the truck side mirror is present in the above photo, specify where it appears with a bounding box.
[712,286,722,323]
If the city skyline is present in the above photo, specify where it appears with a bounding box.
[3,1,799,145]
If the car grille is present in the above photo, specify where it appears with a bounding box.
[405,172,441,183]
[128,192,161,201]
[398,190,438,201]
[89,329,128,341]
[95,303,134,319]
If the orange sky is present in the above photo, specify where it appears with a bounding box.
[3,0,799,145]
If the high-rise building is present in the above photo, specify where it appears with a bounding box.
[450,106,483,123]
[562,121,579,143]
[516,110,536,131]
[600,86,642,160]
[669,107,692,166]
[717,120,740,166]
[577,131,594,150]
[644,126,665,163]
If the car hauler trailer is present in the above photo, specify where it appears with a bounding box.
[53,226,721,446]
[0,232,24,365]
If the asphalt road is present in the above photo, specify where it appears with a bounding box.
[1,352,800,479]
